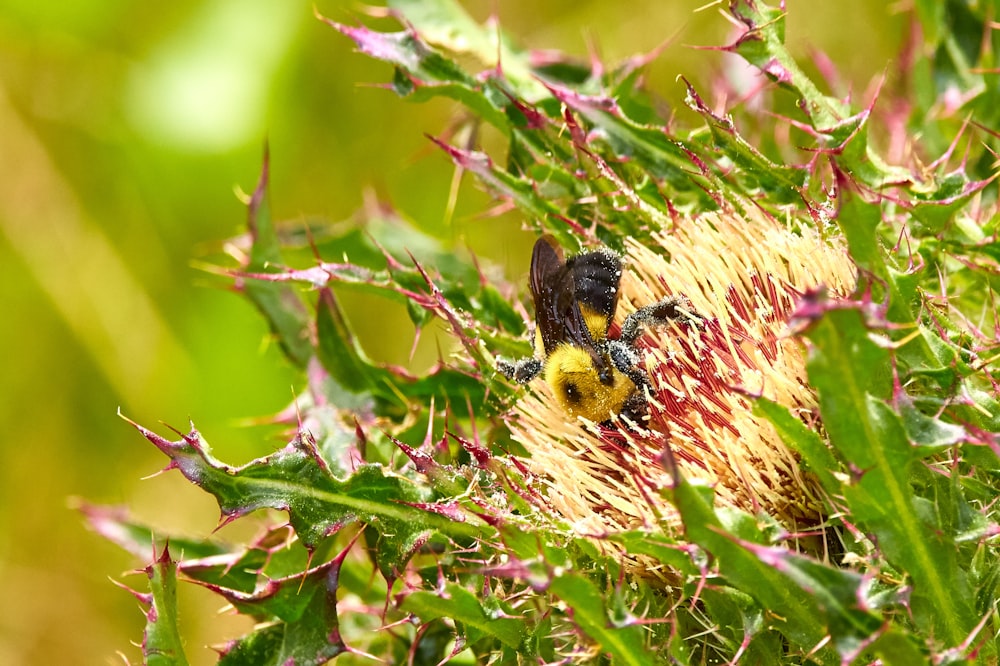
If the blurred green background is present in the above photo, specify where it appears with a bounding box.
[0,1,902,663]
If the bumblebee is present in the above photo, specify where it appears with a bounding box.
[498,235,702,424]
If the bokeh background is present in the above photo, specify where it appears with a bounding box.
[0,1,903,663]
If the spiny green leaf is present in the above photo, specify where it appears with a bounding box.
[699,586,767,657]
[124,416,489,552]
[319,8,522,134]
[548,572,650,666]
[682,81,806,201]
[218,624,285,666]
[832,183,887,281]
[314,288,491,418]
[80,502,315,595]
[759,549,883,656]
[898,399,966,450]
[669,473,835,662]
[753,397,842,492]
[804,304,981,651]
[726,0,846,130]
[429,138,568,225]
[387,0,548,101]
[402,582,525,650]
[140,545,190,666]
[551,83,715,197]
[216,550,349,665]
[79,501,229,563]
[242,149,313,368]
[604,530,697,576]
[868,630,933,666]
[325,17,475,88]
[910,172,991,234]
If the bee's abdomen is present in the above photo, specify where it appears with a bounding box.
[567,250,622,326]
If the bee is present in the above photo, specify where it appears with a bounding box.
[498,235,703,424]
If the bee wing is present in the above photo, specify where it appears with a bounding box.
[529,236,602,359]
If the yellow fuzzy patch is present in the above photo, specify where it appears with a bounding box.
[543,344,636,420]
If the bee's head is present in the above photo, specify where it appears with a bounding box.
[543,344,637,421]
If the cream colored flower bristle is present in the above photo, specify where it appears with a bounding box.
[507,207,856,557]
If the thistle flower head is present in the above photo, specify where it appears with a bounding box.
[508,207,856,551]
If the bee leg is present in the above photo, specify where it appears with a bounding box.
[606,339,653,423]
[496,357,543,384]
[619,296,703,345]
[607,340,645,387]
[619,390,650,425]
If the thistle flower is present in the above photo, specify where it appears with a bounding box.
[508,206,857,550]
